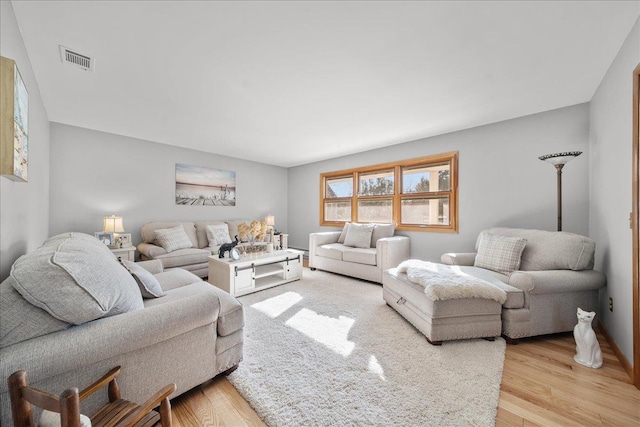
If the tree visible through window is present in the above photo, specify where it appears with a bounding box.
[320,152,458,232]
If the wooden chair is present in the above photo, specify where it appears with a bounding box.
[8,366,176,427]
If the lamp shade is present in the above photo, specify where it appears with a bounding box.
[265,215,275,226]
[103,215,124,233]
[538,151,582,166]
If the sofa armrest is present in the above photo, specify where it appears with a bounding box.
[136,259,164,274]
[508,269,607,294]
[0,282,220,389]
[377,236,411,271]
[441,252,477,266]
[309,232,341,262]
[137,243,168,259]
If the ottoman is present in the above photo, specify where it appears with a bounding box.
[383,267,503,345]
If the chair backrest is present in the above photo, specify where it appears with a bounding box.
[8,370,83,427]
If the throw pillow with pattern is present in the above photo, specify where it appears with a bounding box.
[474,232,527,275]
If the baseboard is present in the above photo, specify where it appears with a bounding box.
[598,320,633,380]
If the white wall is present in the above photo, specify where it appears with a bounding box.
[0,1,50,280]
[288,104,590,259]
[589,17,640,365]
[49,123,288,250]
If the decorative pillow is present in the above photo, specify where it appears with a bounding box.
[154,225,193,253]
[206,224,232,246]
[371,223,396,247]
[344,223,375,249]
[10,235,143,325]
[474,232,527,275]
[1,276,70,348]
[120,259,166,298]
[338,222,352,244]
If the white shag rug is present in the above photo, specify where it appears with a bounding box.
[228,269,506,427]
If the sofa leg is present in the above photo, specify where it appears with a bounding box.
[221,365,239,376]
[503,335,519,345]
[482,336,496,342]
[426,337,442,346]
[310,267,316,271]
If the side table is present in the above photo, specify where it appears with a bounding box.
[111,246,136,262]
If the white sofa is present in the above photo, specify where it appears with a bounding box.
[309,226,410,283]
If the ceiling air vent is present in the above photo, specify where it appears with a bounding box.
[59,46,94,72]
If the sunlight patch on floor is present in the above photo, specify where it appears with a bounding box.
[250,292,303,318]
[285,308,355,356]
[368,355,386,381]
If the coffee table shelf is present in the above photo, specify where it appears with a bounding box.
[207,250,303,296]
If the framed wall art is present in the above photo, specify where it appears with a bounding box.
[175,163,236,206]
[0,56,29,182]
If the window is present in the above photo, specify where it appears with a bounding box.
[320,152,458,232]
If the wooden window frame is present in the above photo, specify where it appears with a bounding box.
[319,151,458,232]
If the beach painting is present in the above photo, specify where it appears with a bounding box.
[175,163,236,206]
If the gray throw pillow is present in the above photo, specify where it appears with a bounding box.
[206,223,232,246]
[344,223,375,249]
[154,225,193,252]
[371,223,396,247]
[11,234,144,325]
[474,232,527,275]
[120,259,166,298]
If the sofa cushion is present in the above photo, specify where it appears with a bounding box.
[455,266,525,309]
[141,222,198,247]
[371,223,396,247]
[154,225,194,253]
[155,268,202,291]
[343,247,377,266]
[154,248,210,268]
[10,234,144,325]
[474,232,527,275]
[344,223,375,248]
[206,224,232,246]
[195,220,227,248]
[120,259,166,298]
[338,222,352,244]
[0,276,70,348]
[478,227,596,271]
[316,243,350,261]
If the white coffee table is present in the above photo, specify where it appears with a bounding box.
[207,249,303,296]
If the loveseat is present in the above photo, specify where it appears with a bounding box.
[384,227,606,343]
[138,220,268,277]
[0,232,244,426]
[309,223,410,283]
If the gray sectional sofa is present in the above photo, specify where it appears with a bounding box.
[0,232,244,426]
[383,227,606,343]
[138,220,267,277]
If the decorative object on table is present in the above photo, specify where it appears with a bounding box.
[94,231,115,246]
[117,233,132,248]
[218,236,240,258]
[265,214,276,243]
[1,56,29,182]
[175,163,236,206]
[230,247,241,260]
[103,215,124,249]
[573,307,603,368]
[273,233,281,250]
[281,233,288,250]
[538,151,582,231]
[267,243,274,253]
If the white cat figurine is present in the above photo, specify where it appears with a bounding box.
[573,308,603,368]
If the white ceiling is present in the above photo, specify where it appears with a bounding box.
[10,1,640,167]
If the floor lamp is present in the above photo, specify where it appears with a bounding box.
[538,151,582,231]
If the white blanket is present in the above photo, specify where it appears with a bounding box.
[397,259,507,303]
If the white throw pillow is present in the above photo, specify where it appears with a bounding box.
[120,259,166,298]
[154,225,193,253]
[370,223,396,247]
[338,222,352,244]
[474,232,527,275]
[206,224,232,246]
[344,223,375,249]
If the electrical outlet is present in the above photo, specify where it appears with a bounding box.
[609,297,613,312]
